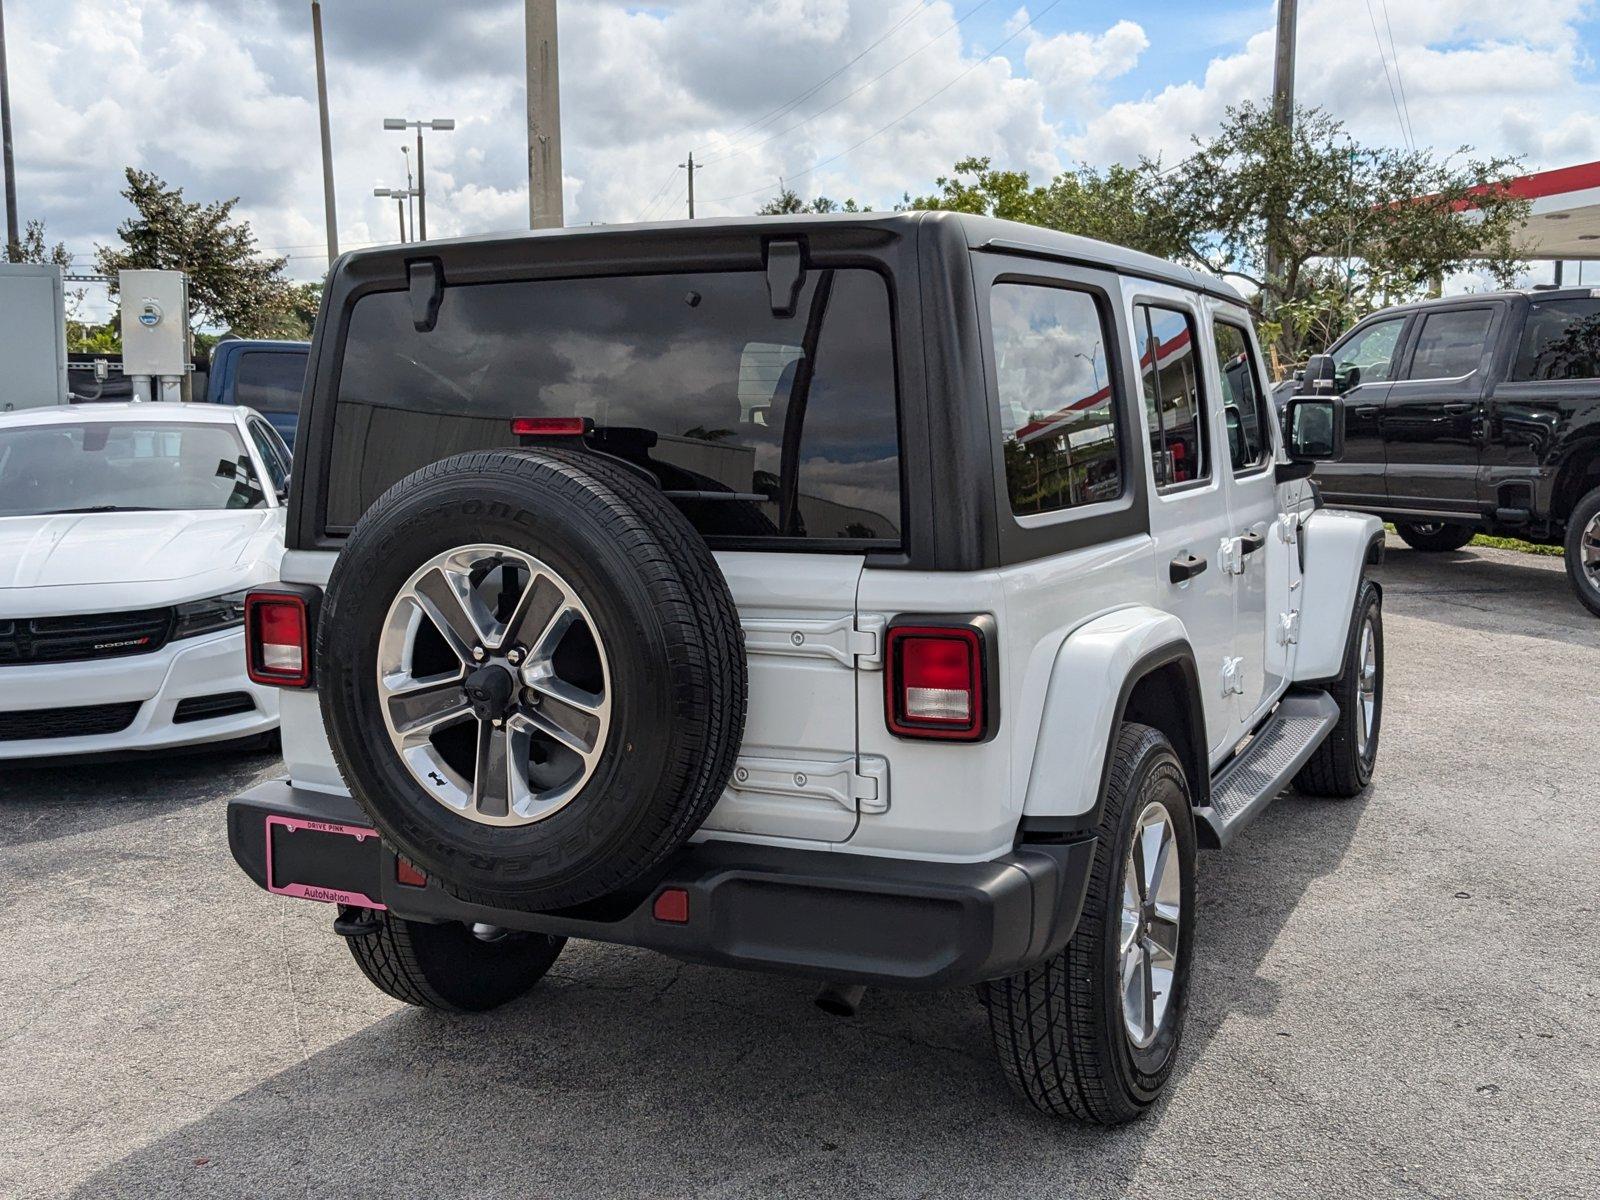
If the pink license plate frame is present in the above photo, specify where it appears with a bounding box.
[264,814,387,909]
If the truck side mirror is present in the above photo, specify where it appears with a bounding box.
[1301,354,1338,394]
[1285,396,1344,463]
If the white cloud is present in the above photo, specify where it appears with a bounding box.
[4,0,1598,314]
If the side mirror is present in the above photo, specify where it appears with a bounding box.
[1300,354,1338,394]
[1285,395,1344,462]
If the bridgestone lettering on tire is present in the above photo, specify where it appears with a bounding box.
[319,448,748,910]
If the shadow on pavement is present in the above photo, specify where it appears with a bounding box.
[1374,544,1598,650]
[63,786,1371,1200]
[0,742,281,848]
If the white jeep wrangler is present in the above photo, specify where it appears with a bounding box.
[230,212,1384,1125]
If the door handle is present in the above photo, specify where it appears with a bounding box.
[1443,402,1474,415]
[1239,531,1267,557]
[1170,553,1208,585]
[1353,405,1381,418]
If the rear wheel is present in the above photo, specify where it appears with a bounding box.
[978,724,1195,1125]
[346,911,564,1012]
[1393,521,1476,553]
[1563,486,1600,619]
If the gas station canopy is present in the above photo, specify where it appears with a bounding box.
[1469,161,1600,261]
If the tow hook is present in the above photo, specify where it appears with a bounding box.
[814,982,867,1017]
[332,905,383,938]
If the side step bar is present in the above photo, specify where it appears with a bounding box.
[1195,691,1339,849]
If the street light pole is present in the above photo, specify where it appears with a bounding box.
[311,1,338,264]
[384,117,453,241]
[0,0,23,261]
[401,145,416,239]
[374,187,415,243]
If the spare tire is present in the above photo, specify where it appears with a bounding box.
[318,448,747,910]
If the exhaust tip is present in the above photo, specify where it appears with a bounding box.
[814,982,867,1018]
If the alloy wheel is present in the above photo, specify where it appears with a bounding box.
[1119,802,1183,1050]
[376,544,611,827]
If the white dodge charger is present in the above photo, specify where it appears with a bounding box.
[0,403,289,759]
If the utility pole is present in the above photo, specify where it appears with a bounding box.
[311,1,339,264]
[1264,0,1298,312]
[525,0,564,229]
[0,0,20,261]
[681,153,697,219]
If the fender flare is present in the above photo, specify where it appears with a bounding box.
[1018,607,1209,838]
[1295,508,1385,683]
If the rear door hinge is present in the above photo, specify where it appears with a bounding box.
[741,613,885,669]
[1222,656,1246,696]
[728,753,890,814]
[1278,610,1301,646]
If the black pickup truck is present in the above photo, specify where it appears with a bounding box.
[1301,288,1600,616]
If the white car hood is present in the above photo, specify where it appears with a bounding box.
[0,510,285,614]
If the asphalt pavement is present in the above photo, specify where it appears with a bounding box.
[2,537,1596,1199]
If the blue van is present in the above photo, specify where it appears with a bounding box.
[206,340,310,450]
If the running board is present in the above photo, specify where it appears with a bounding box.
[1195,691,1339,849]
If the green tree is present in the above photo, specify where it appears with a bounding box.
[17,219,72,269]
[758,188,870,215]
[902,156,1188,260]
[1153,102,1529,359]
[94,168,293,337]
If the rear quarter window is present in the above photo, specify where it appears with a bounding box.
[234,351,308,415]
[325,269,901,545]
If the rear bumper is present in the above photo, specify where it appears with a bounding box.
[228,780,1096,990]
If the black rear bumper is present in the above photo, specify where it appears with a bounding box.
[228,780,1096,990]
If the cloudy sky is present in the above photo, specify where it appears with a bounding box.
[7,0,1600,289]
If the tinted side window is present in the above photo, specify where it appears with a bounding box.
[1212,321,1273,472]
[329,270,901,543]
[1334,318,1405,384]
[1406,309,1493,381]
[1513,298,1600,381]
[989,283,1121,515]
[1133,304,1207,488]
[234,351,307,415]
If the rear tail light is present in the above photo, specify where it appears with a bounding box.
[885,622,992,742]
[245,589,315,688]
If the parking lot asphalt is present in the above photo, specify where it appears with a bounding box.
[2,536,1596,1200]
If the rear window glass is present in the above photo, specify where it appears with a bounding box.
[1513,298,1600,381]
[235,351,307,415]
[327,269,901,542]
[1406,309,1492,381]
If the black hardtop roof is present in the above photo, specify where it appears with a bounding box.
[336,209,1248,307]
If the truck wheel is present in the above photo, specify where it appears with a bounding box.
[1295,580,1383,798]
[1564,487,1600,618]
[977,723,1195,1125]
[346,911,564,1013]
[1393,521,1476,553]
[318,448,747,911]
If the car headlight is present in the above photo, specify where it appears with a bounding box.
[172,590,250,640]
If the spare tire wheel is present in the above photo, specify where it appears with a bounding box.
[318,448,747,910]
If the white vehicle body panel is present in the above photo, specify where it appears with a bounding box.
[0,403,286,757]
[1293,508,1384,681]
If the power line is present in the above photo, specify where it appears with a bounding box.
[634,165,681,223]
[1364,0,1411,152]
[696,0,996,170]
[698,1,935,155]
[699,0,1065,207]
[1378,0,1417,152]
